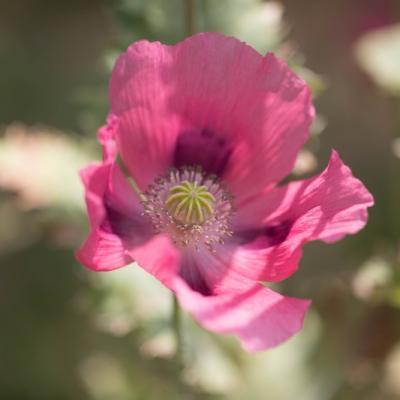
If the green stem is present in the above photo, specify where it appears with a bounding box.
[184,0,196,36]
[172,294,183,366]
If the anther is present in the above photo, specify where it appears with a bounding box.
[141,165,234,251]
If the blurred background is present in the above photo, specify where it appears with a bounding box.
[1,1,400,399]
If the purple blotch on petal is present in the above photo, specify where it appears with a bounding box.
[264,219,293,246]
[179,266,213,296]
[101,200,151,246]
[236,219,293,247]
[173,127,232,175]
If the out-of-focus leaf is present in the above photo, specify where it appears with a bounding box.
[392,137,400,159]
[295,66,328,98]
[0,123,93,211]
[203,0,285,53]
[355,23,400,95]
[384,341,400,397]
[88,264,171,337]
[352,257,393,301]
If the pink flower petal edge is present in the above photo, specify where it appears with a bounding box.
[76,160,180,285]
[173,277,311,352]
[180,150,374,294]
[75,162,135,270]
[109,32,314,204]
[224,150,375,283]
[76,33,374,351]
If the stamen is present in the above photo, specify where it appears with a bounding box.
[141,165,234,252]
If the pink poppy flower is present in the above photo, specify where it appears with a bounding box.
[76,33,373,351]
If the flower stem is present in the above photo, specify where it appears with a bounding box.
[184,0,196,36]
[172,294,183,366]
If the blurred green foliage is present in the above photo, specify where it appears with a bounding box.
[1,1,400,399]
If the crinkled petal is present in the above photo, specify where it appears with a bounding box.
[178,248,253,296]
[77,227,134,271]
[97,114,119,162]
[109,39,181,189]
[76,161,146,270]
[77,163,147,270]
[173,278,310,351]
[132,234,180,288]
[109,33,313,198]
[77,160,180,283]
[229,150,374,282]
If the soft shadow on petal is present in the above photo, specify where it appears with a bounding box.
[228,150,374,282]
[173,278,310,352]
[77,159,180,284]
[76,161,149,270]
[109,33,313,196]
[164,33,314,205]
[109,40,181,190]
[178,248,254,296]
[132,234,180,288]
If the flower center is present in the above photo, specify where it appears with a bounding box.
[165,181,215,225]
[142,166,233,251]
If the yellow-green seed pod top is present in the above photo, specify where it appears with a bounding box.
[165,180,215,225]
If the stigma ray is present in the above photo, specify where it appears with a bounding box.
[142,166,234,251]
